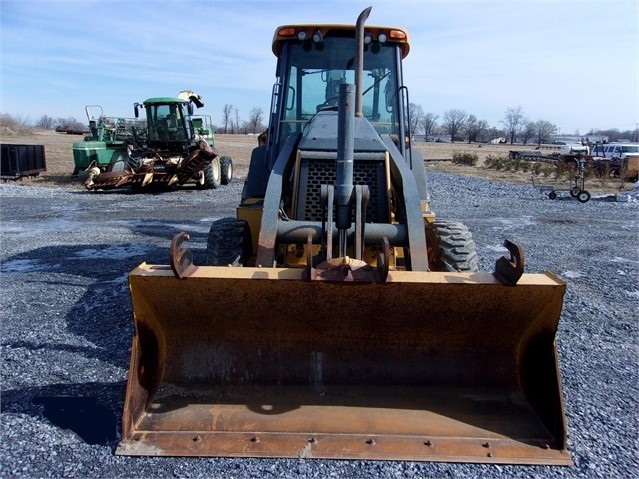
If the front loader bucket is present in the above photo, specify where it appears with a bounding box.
[117,264,570,465]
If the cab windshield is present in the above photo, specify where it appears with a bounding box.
[277,35,402,145]
[147,103,188,142]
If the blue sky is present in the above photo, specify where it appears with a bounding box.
[1,0,637,134]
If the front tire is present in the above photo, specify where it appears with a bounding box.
[206,218,251,266]
[426,220,479,272]
[198,157,221,189]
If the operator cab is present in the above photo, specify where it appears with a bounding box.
[135,98,193,144]
[266,25,410,168]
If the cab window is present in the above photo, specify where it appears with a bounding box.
[279,35,401,148]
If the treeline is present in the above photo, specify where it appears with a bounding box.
[409,104,638,145]
[2,106,636,145]
[0,113,86,133]
[215,104,266,135]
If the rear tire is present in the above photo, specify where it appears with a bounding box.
[199,157,221,189]
[426,220,479,272]
[206,218,251,266]
[220,156,233,185]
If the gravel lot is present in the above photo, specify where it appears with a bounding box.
[1,172,637,478]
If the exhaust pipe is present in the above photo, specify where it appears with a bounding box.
[354,6,371,117]
[333,6,372,256]
[335,83,355,235]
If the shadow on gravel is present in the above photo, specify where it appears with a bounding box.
[35,396,118,444]
[1,381,125,448]
[1,238,208,369]
[1,213,217,452]
[66,183,209,196]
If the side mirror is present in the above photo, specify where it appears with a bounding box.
[134,102,140,118]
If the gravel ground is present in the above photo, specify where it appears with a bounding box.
[1,172,638,478]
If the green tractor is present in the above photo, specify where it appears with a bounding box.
[80,90,233,190]
[71,105,140,175]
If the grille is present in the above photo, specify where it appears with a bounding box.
[298,158,386,222]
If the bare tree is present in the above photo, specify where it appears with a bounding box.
[0,113,33,134]
[534,120,557,145]
[442,109,467,142]
[465,115,477,143]
[222,104,233,134]
[521,121,536,145]
[586,127,639,143]
[36,114,56,130]
[247,107,264,134]
[55,116,85,131]
[233,107,241,134]
[465,115,489,143]
[476,119,489,142]
[502,106,526,145]
[0,113,30,127]
[408,103,423,135]
[421,112,438,139]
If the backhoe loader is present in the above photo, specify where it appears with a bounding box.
[118,8,570,465]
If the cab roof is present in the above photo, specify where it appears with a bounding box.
[143,97,188,104]
[272,24,410,58]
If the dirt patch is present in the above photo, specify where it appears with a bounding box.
[1,130,634,194]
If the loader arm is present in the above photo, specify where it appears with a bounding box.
[255,133,301,267]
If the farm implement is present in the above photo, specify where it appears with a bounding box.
[78,91,232,191]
